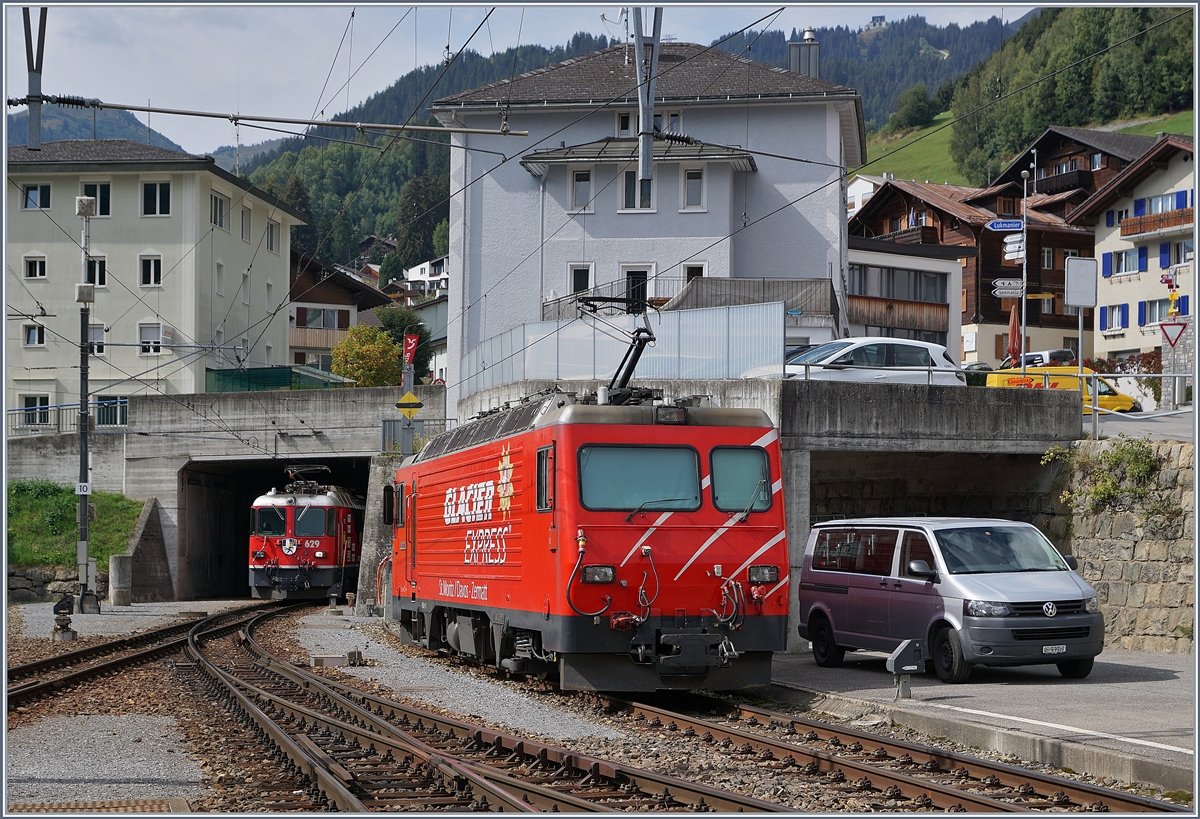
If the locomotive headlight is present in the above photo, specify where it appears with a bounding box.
[582,565,616,584]
[314,551,327,558]
[748,565,779,584]
[1084,596,1100,614]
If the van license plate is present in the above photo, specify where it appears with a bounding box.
[1042,644,1067,655]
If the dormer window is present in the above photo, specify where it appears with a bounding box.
[997,197,1015,216]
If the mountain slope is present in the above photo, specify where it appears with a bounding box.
[7,106,184,152]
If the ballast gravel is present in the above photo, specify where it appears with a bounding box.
[292,612,623,740]
[5,714,206,804]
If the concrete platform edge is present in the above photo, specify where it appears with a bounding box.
[767,682,1194,794]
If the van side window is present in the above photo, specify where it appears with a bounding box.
[901,532,936,577]
[812,528,896,575]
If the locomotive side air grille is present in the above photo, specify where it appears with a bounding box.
[1010,600,1086,616]
[418,399,548,462]
[1011,627,1091,641]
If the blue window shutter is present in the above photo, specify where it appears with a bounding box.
[1177,190,1188,210]
[1105,210,1114,227]
[1160,242,1171,268]
[1137,246,1148,271]
[1099,306,1108,331]
[1102,252,1113,277]
[1120,303,1129,328]
[1138,301,1147,326]
[1181,295,1190,316]
[1134,198,1146,217]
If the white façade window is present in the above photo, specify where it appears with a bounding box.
[86,255,107,287]
[685,262,706,282]
[266,219,280,253]
[82,182,111,216]
[142,181,171,215]
[1041,247,1054,269]
[22,396,50,426]
[621,170,654,211]
[1113,248,1139,275]
[95,396,128,427]
[242,270,251,305]
[210,191,230,229]
[241,207,252,242]
[215,261,225,296]
[140,255,163,287]
[89,323,106,355]
[571,169,593,211]
[265,280,274,312]
[22,183,50,209]
[569,263,593,294]
[23,324,45,346]
[24,256,46,279]
[617,111,633,138]
[681,167,706,211]
[139,323,162,354]
[1091,153,1102,171]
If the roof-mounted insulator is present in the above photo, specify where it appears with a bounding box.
[659,131,697,146]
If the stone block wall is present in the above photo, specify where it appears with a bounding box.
[1054,441,1194,654]
[7,567,109,603]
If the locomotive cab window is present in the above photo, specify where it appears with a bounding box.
[710,446,772,513]
[394,483,406,526]
[536,446,554,512]
[256,507,286,536]
[578,445,700,512]
[293,505,326,538]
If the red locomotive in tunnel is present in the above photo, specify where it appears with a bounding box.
[249,465,364,599]
[384,371,790,691]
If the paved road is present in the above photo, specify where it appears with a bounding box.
[772,646,1194,791]
[1093,407,1194,442]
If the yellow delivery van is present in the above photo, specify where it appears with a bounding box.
[986,366,1142,414]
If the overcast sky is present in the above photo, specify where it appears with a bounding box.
[5,4,1011,154]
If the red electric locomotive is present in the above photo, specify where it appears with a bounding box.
[384,333,790,691]
[249,466,364,600]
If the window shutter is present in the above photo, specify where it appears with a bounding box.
[1138,301,1146,326]
[1137,246,1148,271]
[1181,296,1190,316]
[1134,198,1146,217]
[1102,252,1112,278]
[995,334,1005,359]
[1105,210,1114,228]
[1176,190,1188,210]
[1099,306,1108,331]
[1160,243,1171,269]
[1120,303,1129,328]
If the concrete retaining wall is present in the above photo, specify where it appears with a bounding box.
[355,455,406,616]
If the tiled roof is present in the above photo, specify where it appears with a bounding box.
[7,139,203,163]
[856,179,1090,233]
[1068,134,1195,223]
[435,42,854,107]
[1049,126,1158,162]
[520,137,756,175]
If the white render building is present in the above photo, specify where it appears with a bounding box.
[432,42,866,416]
[7,140,305,431]
[1067,134,1194,361]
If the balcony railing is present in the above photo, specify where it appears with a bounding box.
[874,225,939,245]
[1034,169,1092,195]
[846,294,949,333]
[290,326,348,351]
[7,400,128,438]
[1120,207,1194,237]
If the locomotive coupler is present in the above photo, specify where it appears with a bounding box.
[610,613,641,631]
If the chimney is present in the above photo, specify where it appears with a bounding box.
[789,29,820,79]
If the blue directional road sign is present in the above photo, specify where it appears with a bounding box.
[986,219,1023,231]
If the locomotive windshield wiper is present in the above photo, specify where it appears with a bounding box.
[625,497,691,522]
[737,478,767,522]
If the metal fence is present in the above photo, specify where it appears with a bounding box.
[461,302,785,400]
[381,418,454,453]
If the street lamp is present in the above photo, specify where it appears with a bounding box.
[1020,170,1029,380]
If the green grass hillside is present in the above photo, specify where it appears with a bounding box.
[7,480,143,571]
[860,110,1194,189]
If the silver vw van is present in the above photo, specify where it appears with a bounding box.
[797,518,1103,683]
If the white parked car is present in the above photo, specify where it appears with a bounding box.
[743,337,965,386]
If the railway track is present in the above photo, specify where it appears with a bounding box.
[187,606,789,812]
[598,693,1188,813]
[6,603,282,708]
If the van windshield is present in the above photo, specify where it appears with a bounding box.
[934,526,1069,574]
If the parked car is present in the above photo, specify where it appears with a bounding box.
[742,337,965,385]
[961,361,993,371]
[999,348,1076,369]
[798,517,1103,683]
[986,366,1142,414]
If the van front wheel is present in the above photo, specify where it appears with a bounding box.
[933,627,972,683]
[1056,658,1094,678]
[810,615,845,668]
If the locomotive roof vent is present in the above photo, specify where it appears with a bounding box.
[267,487,278,495]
